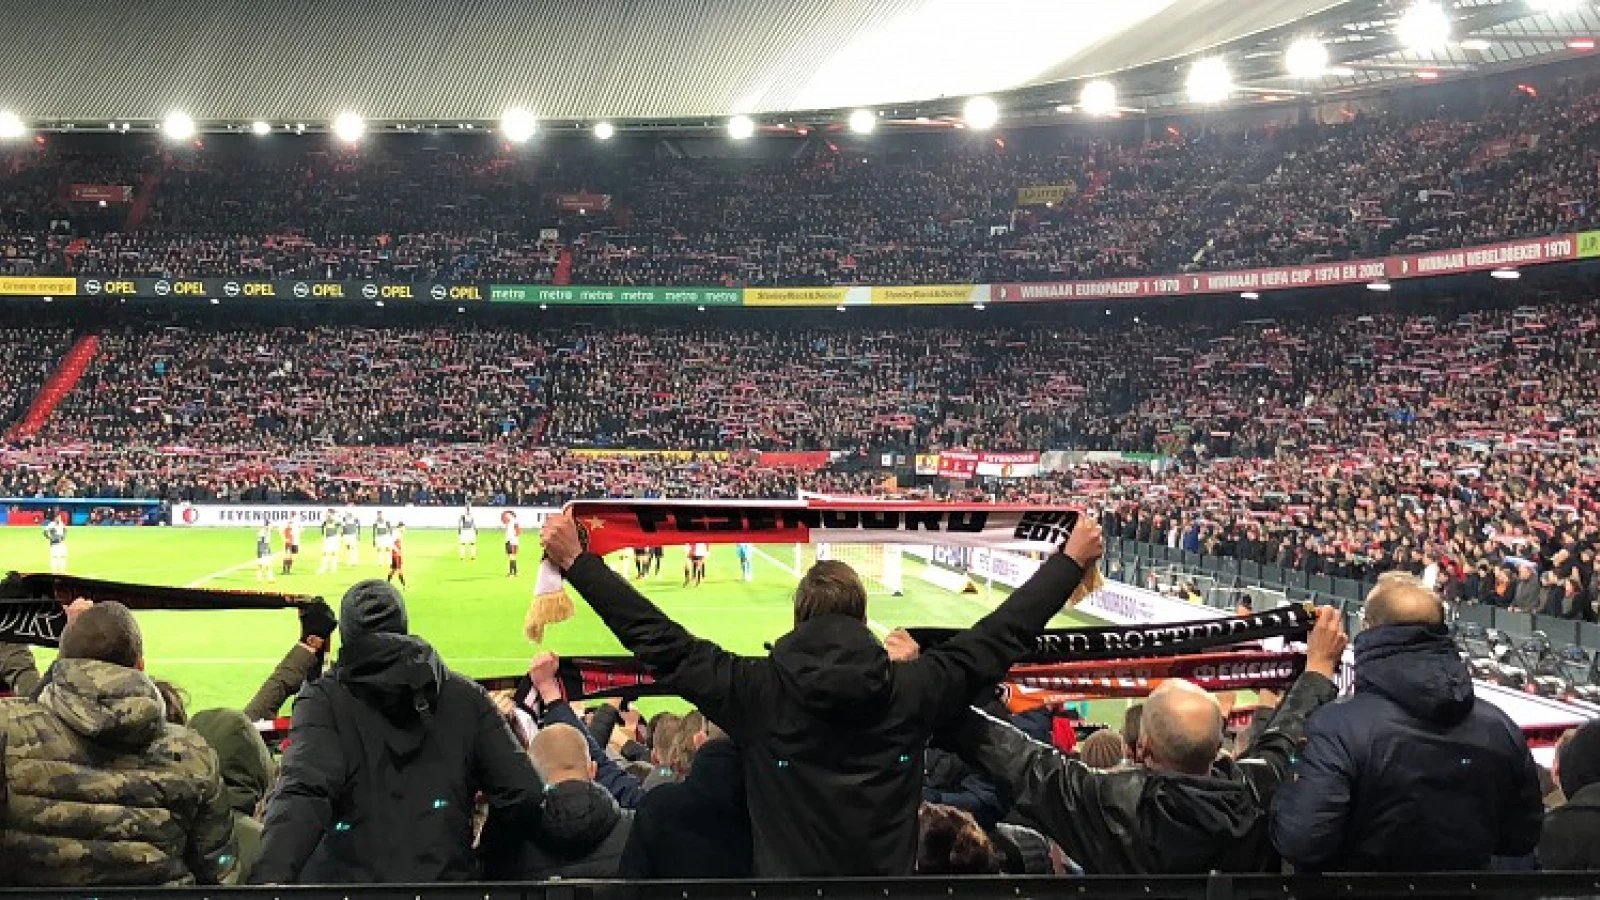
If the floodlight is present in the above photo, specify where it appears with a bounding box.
[1285,38,1329,78]
[332,112,365,143]
[963,96,1000,129]
[1186,58,1233,104]
[501,107,537,143]
[1080,80,1118,116]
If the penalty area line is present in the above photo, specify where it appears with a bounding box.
[183,561,264,589]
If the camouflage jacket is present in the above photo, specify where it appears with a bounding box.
[0,658,239,887]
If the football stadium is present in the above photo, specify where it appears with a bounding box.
[5,0,1600,894]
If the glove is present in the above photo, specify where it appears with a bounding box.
[298,600,337,646]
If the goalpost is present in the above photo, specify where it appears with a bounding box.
[794,542,905,596]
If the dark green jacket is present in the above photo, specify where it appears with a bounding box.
[0,658,238,886]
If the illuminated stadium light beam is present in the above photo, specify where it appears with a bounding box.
[1284,37,1329,78]
[593,121,615,140]
[962,96,1000,129]
[727,115,756,140]
[332,112,366,144]
[1491,268,1521,280]
[1186,58,1233,105]
[500,107,537,143]
[0,111,25,140]
[162,111,196,141]
[1367,281,1393,292]
[1079,80,1118,116]
[1397,2,1452,52]
[848,109,876,134]
[250,120,272,136]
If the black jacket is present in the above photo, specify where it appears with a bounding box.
[251,633,543,883]
[1540,783,1600,870]
[1271,624,1544,872]
[480,779,633,879]
[952,669,1337,873]
[564,551,1087,876]
[618,739,753,879]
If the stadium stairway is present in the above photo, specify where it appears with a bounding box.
[8,334,99,439]
[553,247,573,285]
[123,169,164,232]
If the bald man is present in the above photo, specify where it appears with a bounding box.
[478,724,634,879]
[948,608,1347,874]
[1271,572,1543,872]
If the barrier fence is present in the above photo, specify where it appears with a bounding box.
[7,875,1600,900]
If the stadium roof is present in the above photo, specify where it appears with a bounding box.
[0,0,1595,130]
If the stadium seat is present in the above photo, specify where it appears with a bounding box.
[1496,610,1535,640]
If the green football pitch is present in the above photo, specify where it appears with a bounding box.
[3,527,1106,719]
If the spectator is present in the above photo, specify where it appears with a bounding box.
[0,643,40,695]
[1079,729,1130,770]
[479,723,634,879]
[251,580,542,883]
[915,804,1001,875]
[520,653,646,809]
[190,708,275,883]
[1272,573,1544,871]
[540,512,1103,876]
[946,606,1345,874]
[0,601,238,886]
[618,718,754,879]
[1540,719,1600,869]
[1122,704,1143,751]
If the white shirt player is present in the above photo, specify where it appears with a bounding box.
[44,518,68,573]
[505,519,521,547]
[459,511,478,543]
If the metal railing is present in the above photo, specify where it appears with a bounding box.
[1101,538,1600,655]
[7,874,1600,900]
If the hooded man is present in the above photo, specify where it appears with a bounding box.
[190,708,275,882]
[1272,572,1544,871]
[251,580,541,884]
[540,512,1103,877]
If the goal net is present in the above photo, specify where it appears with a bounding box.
[795,542,904,596]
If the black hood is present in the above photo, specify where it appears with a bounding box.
[1353,623,1474,725]
[685,738,744,802]
[770,614,891,721]
[532,780,624,856]
[1143,769,1262,871]
[340,579,409,644]
[333,631,446,758]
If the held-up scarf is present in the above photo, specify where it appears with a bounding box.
[0,572,316,648]
[505,607,1316,706]
[1004,650,1307,702]
[907,604,1316,663]
[526,499,1099,641]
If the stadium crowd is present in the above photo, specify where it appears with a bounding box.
[1,77,1597,287]
[9,292,1600,603]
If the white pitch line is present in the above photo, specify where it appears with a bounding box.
[183,561,263,589]
[754,546,890,637]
